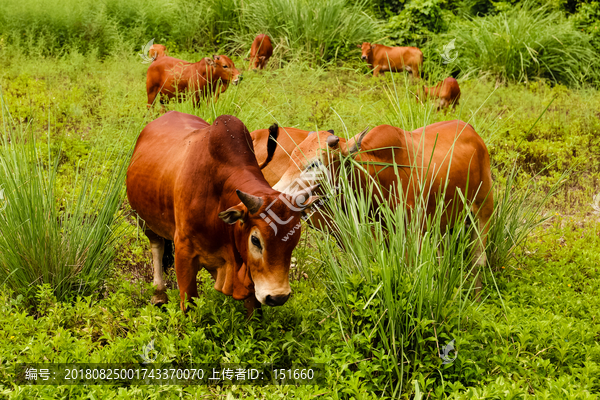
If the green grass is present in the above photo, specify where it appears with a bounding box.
[441,1,600,87]
[0,50,600,398]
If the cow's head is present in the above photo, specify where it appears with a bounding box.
[272,128,369,194]
[213,55,242,86]
[218,188,318,306]
[357,42,375,61]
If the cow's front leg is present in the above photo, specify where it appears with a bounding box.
[372,65,381,77]
[145,229,169,306]
[174,238,200,311]
[244,295,262,320]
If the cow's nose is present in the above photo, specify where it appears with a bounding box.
[265,293,290,306]
[361,55,367,60]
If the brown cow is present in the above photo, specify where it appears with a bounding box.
[358,42,423,79]
[419,77,461,110]
[146,55,241,108]
[250,125,335,185]
[246,34,274,70]
[148,44,168,60]
[126,111,319,316]
[272,120,493,296]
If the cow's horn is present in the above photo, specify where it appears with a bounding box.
[348,126,370,154]
[326,135,339,148]
[236,190,263,214]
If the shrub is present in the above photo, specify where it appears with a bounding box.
[443,1,600,86]
[0,95,129,306]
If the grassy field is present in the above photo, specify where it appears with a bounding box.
[1,42,600,399]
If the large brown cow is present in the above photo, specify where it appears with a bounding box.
[358,42,423,79]
[148,44,168,60]
[271,120,493,296]
[419,77,461,110]
[246,34,274,70]
[126,111,318,316]
[250,125,335,185]
[146,55,241,108]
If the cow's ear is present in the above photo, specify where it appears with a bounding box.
[356,44,361,48]
[219,204,246,224]
[371,44,376,50]
[213,55,220,60]
[204,57,216,67]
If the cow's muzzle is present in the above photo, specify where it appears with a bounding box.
[265,293,290,307]
[233,76,242,85]
[361,55,367,61]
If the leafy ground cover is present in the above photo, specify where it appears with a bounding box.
[1,50,599,398]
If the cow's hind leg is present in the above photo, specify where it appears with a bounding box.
[173,236,200,311]
[470,193,493,301]
[145,229,169,306]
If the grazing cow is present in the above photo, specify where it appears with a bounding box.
[246,34,274,70]
[250,125,334,185]
[126,111,319,317]
[148,44,168,60]
[272,120,493,297]
[146,55,241,108]
[419,77,461,110]
[358,42,423,79]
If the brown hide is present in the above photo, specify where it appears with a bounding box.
[149,44,168,60]
[251,127,312,186]
[358,42,423,78]
[126,111,313,310]
[248,34,274,70]
[421,77,461,110]
[272,121,493,296]
[352,121,492,230]
[146,55,241,108]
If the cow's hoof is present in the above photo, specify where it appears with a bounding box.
[151,290,168,307]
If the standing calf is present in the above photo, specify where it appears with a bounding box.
[419,77,461,111]
[358,42,423,79]
[246,34,274,70]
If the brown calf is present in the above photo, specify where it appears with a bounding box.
[247,34,274,70]
[358,42,423,79]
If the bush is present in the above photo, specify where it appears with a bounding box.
[385,0,448,47]
[443,1,600,86]
[0,96,129,306]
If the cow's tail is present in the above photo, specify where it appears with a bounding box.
[162,239,175,272]
[258,123,279,169]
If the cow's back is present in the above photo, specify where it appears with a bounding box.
[373,45,422,69]
[127,112,210,238]
[355,120,490,224]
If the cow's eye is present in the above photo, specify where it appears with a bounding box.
[306,160,321,170]
[223,65,228,69]
[251,235,262,249]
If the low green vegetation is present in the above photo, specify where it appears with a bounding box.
[0,46,599,397]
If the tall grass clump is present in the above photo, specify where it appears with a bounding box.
[236,0,382,62]
[313,153,483,397]
[0,96,129,306]
[486,165,568,271]
[445,1,600,86]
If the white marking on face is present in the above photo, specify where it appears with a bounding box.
[247,227,291,305]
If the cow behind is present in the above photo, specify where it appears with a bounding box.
[250,125,335,186]
[271,121,493,297]
[146,55,241,108]
[358,42,423,79]
[247,34,274,70]
[126,112,318,316]
[419,77,461,110]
